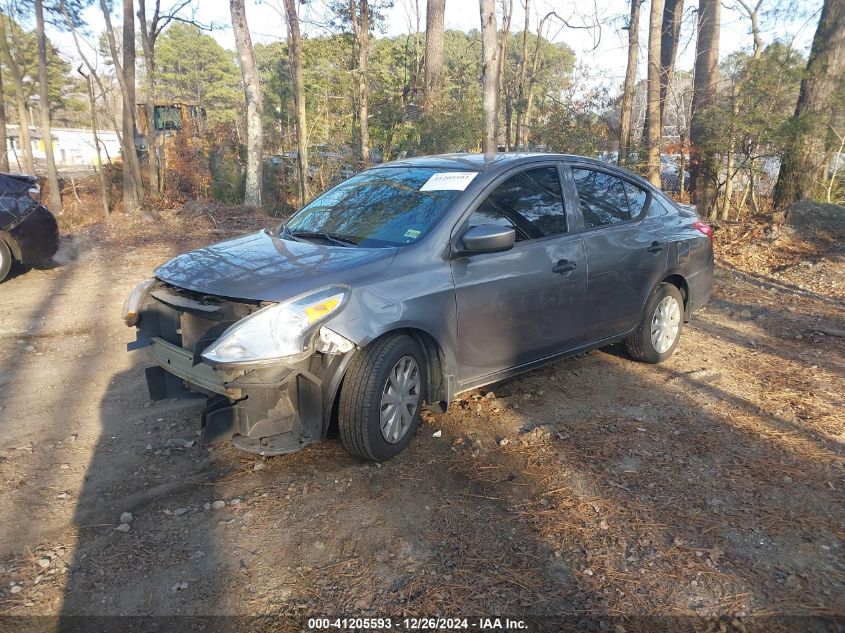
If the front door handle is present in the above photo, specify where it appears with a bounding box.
[647,241,664,254]
[552,259,577,275]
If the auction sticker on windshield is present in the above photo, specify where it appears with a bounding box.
[419,171,478,191]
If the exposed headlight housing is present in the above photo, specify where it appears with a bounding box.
[202,286,349,366]
[122,278,155,326]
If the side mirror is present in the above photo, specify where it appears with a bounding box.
[457,224,516,256]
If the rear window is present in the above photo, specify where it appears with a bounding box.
[285,167,472,247]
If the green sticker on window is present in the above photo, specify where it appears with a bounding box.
[404,229,421,239]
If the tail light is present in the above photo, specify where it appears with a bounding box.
[693,221,713,239]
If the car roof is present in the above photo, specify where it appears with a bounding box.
[375,152,656,190]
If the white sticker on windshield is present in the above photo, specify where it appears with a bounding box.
[419,171,478,192]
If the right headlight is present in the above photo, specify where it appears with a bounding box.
[201,286,349,366]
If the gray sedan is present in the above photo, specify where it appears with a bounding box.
[124,153,714,461]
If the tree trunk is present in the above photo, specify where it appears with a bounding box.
[122,0,139,211]
[480,0,499,154]
[350,0,371,166]
[736,0,763,61]
[0,67,8,172]
[424,0,445,111]
[522,15,551,149]
[496,0,512,145]
[98,0,144,209]
[689,0,720,217]
[284,0,309,205]
[514,0,530,150]
[773,0,845,208]
[658,0,683,132]
[137,0,159,193]
[0,13,34,173]
[231,0,263,206]
[646,0,664,187]
[619,0,640,164]
[721,84,739,220]
[35,0,62,212]
[81,70,110,216]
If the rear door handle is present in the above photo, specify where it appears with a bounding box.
[647,241,664,254]
[552,259,577,275]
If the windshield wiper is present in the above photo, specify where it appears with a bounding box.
[288,229,359,247]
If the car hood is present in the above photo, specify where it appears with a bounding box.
[155,230,398,302]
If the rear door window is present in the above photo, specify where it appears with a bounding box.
[571,168,632,228]
[468,167,567,242]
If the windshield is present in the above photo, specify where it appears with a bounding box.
[284,167,474,247]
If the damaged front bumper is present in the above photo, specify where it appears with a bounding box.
[129,284,354,456]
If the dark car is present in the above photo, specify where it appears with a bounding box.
[0,173,59,282]
[124,153,713,461]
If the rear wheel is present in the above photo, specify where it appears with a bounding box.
[0,240,12,283]
[338,334,426,461]
[626,283,684,363]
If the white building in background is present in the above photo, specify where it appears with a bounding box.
[5,124,121,171]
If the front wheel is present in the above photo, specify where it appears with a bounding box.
[0,239,12,283]
[338,334,426,461]
[626,283,684,363]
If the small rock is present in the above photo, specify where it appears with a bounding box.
[120,512,134,524]
[173,507,189,517]
[583,568,594,576]
[163,438,193,450]
[37,558,50,569]
[211,500,226,510]
[24,345,35,352]
[432,430,442,438]
[230,498,241,506]
[171,581,188,592]
[252,461,266,471]
[10,585,22,594]
[498,438,509,446]
[783,476,793,484]
[115,523,131,533]
[599,520,609,531]
[484,391,496,400]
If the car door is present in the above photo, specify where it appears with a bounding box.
[450,164,588,385]
[565,164,668,340]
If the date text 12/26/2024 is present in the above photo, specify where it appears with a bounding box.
[307,617,528,630]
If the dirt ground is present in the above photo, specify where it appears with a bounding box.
[0,212,842,632]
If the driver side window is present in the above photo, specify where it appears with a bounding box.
[468,167,567,242]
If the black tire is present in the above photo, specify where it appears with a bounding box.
[338,334,426,461]
[625,282,684,364]
[0,239,12,283]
